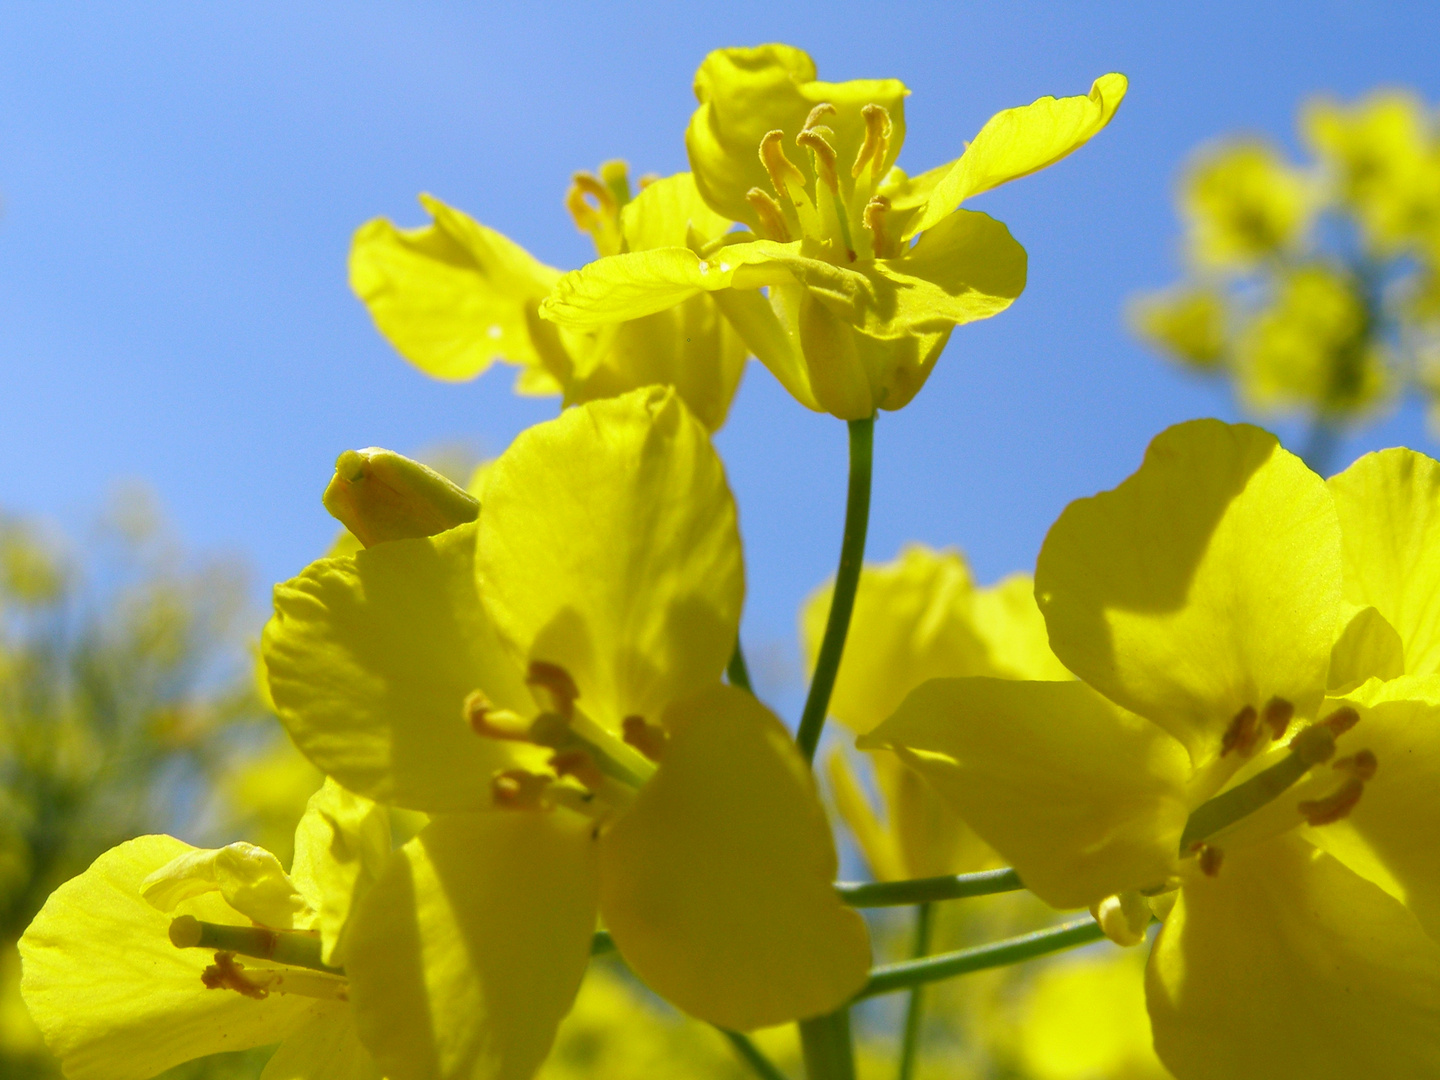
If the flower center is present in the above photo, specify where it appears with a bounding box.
[467,660,660,826]
[748,102,894,262]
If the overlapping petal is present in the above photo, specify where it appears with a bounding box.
[140,841,311,930]
[19,836,318,1080]
[1036,420,1341,763]
[350,194,561,385]
[599,686,870,1031]
[1147,835,1440,1079]
[861,678,1192,909]
[263,522,537,812]
[478,388,743,731]
[262,1007,383,1080]
[1330,447,1440,674]
[685,44,908,230]
[908,74,1129,237]
[346,813,599,1080]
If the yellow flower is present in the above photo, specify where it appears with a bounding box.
[542,45,1126,419]
[351,166,747,430]
[1180,141,1313,270]
[18,779,390,1080]
[861,420,1440,1078]
[262,387,869,1080]
[1234,263,1386,417]
[1127,285,1229,372]
[1304,91,1440,253]
[804,544,1067,880]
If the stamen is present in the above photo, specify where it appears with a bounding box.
[802,102,837,132]
[565,173,622,256]
[1190,842,1224,877]
[851,104,893,179]
[796,128,840,196]
[1321,705,1360,735]
[760,130,808,204]
[1263,697,1295,741]
[201,952,275,1000]
[550,749,605,791]
[747,188,793,242]
[621,715,668,763]
[465,690,534,741]
[1334,748,1378,781]
[491,769,551,810]
[598,159,631,208]
[1298,777,1366,826]
[637,173,660,190]
[1220,704,1260,757]
[864,196,892,258]
[527,661,579,720]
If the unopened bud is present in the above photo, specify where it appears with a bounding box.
[323,448,478,548]
[1091,891,1151,946]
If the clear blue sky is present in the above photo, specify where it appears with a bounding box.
[3,1,1438,706]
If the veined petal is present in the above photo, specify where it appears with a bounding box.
[289,779,393,966]
[346,812,598,1080]
[969,573,1074,681]
[1303,675,1440,944]
[350,194,561,383]
[19,836,317,1080]
[875,209,1027,332]
[1327,602,1405,693]
[1036,420,1341,764]
[1330,448,1440,674]
[141,841,311,930]
[478,388,743,732]
[599,686,870,1030]
[619,172,731,251]
[263,1006,382,1080]
[1147,836,1440,1079]
[263,522,537,813]
[860,678,1192,909]
[685,44,908,230]
[908,74,1129,238]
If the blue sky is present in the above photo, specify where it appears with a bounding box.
[3,1,1438,707]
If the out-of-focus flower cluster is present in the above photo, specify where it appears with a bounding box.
[1132,91,1440,453]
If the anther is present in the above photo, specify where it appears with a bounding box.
[565,172,616,226]
[621,715,668,763]
[597,160,631,208]
[1221,705,1260,757]
[747,188,792,242]
[760,131,808,204]
[201,952,275,1000]
[851,104,893,178]
[465,690,533,741]
[491,769,551,811]
[1189,841,1225,877]
[550,749,605,792]
[796,127,840,195]
[1334,748,1378,781]
[1263,697,1295,741]
[527,661,579,720]
[864,196,892,258]
[1321,705,1361,735]
[802,102,837,131]
[1298,777,1366,826]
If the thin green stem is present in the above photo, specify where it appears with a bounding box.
[727,640,754,695]
[800,1007,857,1080]
[836,868,1023,908]
[854,918,1105,1001]
[796,416,874,765]
[896,902,934,1080]
[722,1029,791,1080]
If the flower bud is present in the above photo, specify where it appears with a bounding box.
[323,448,479,548]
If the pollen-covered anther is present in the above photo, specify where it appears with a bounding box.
[1189,841,1225,877]
[746,188,792,242]
[796,127,840,195]
[201,951,276,1000]
[1263,697,1295,741]
[1334,748,1378,781]
[621,715,668,763]
[465,690,532,741]
[1321,705,1360,735]
[549,749,605,791]
[527,660,580,720]
[491,769,551,811]
[851,104,893,178]
[1220,704,1260,757]
[864,196,892,257]
[760,130,808,204]
[565,172,617,231]
[1298,775,1367,826]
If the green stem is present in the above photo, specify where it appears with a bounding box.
[796,416,874,765]
[167,916,342,975]
[800,1007,857,1080]
[896,902,934,1080]
[836,868,1023,908]
[854,918,1105,1001]
[722,1030,791,1080]
[727,640,754,694]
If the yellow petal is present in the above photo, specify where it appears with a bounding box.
[289,778,393,966]
[618,171,731,252]
[1327,602,1405,693]
[1330,447,1440,673]
[1036,419,1341,764]
[825,747,904,881]
[478,388,743,731]
[262,1007,382,1080]
[908,74,1128,238]
[599,685,870,1030]
[1303,675,1440,943]
[969,572,1074,681]
[263,522,536,813]
[1148,836,1440,1079]
[141,841,312,930]
[345,812,599,1080]
[350,194,560,383]
[873,750,997,879]
[860,678,1192,909]
[19,836,316,1080]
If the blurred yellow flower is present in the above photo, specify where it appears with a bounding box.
[1181,141,1313,270]
[1128,285,1228,372]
